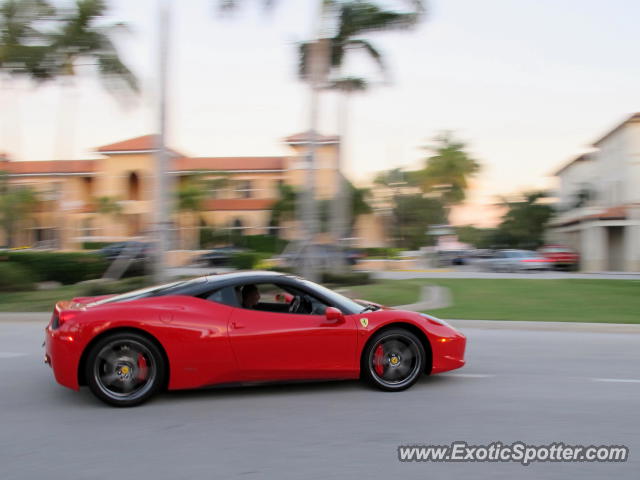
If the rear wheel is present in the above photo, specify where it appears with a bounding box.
[361,328,425,391]
[85,332,165,407]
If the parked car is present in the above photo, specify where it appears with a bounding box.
[539,245,579,271]
[195,246,248,267]
[99,242,153,262]
[487,249,551,272]
[278,244,362,269]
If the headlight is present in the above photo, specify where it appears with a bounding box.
[420,313,454,329]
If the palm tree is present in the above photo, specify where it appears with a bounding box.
[298,1,425,270]
[269,183,297,235]
[48,0,138,158]
[176,173,229,249]
[417,132,481,211]
[0,172,38,247]
[94,195,122,236]
[0,0,54,81]
[49,0,137,92]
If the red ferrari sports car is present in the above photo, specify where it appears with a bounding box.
[44,271,466,407]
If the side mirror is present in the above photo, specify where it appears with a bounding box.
[325,307,344,322]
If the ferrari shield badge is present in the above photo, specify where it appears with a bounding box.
[360,317,369,328]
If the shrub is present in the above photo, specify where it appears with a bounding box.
[321,271,373,286]
[82,242,116,250]
[199,228,231,249]
[199,230,288,254]
[3,251,108,285]
[0,262,36,291]
[236,235,288,254]
[231,251,262,270]
[361,247,403,259]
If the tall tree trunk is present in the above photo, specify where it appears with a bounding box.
[331,90,350,272]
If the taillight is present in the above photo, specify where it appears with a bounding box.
[51,311,60,330]
[51,301,83,329]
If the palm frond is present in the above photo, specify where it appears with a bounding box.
[344,37,384,71]
[326,76,368,92]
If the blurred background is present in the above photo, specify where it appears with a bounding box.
[1,0,639,321]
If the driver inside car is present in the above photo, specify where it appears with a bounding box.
[241,284,260,309]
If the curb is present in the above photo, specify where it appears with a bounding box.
[0,313,51,323]
[445,319,640,334]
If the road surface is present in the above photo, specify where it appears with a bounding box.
[1,320,638,479]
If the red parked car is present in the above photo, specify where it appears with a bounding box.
[539,245,580,271]
[44,271,466,407]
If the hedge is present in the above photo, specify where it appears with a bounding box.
[82,241,117,250]
[0,262,36,291]
[199,229,288,254]
[231,252,263,270]
[2,251,108,285]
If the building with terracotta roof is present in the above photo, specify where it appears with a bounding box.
[1,133,386,253]
[549,113,640,271]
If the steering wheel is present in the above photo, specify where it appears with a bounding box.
[289,295,302,313]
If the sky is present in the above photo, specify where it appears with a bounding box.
[2,0,640,227]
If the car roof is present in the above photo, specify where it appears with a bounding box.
[204,270,293,284]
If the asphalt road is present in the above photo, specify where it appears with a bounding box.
[1,321,639,480]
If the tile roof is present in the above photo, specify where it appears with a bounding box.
[95,134,185,157]
[284,131,340,144]
[2,159,96,175]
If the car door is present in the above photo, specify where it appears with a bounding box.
[227,282,358,382]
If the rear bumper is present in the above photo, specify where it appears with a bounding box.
[44,325,82,390]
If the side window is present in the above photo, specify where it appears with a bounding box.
[202,286,238,307]
[237,282,329,315]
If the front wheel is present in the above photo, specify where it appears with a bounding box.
[361,329,425,391]
[85,332,166,407]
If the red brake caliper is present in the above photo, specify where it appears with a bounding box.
[373,344,385,376]
[136,354,148,381]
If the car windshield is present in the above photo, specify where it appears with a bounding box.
[299,279,365,314]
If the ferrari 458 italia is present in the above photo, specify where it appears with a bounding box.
[44,271,466,406]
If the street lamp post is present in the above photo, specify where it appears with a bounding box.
[153,0,172,283]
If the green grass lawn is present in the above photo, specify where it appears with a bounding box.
[349,279,640,324]
[1,278,638,324]
[0,285,83,312]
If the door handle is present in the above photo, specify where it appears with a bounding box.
[231,321,244,330]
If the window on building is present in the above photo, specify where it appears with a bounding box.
[82,177,94,202]
[127,172,141,201]
[235,180,254,199]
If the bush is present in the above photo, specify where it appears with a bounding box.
[361,247,403,259]
[3,251,108,285]
[199,228,231,249]
[0,262,36,291]
[236,235,288,254]
[230,251,263,270]
[78,276,152,297]
[199,229,288,254]
[321,271,373,286]
[82,242,116,250]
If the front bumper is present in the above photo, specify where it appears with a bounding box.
[430,331,466,374]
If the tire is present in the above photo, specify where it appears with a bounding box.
[85,332,166,407]
[361,328,426,392]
